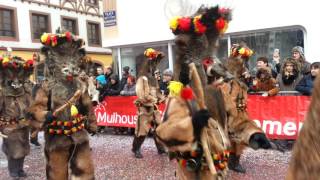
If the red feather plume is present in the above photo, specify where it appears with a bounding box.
[181,87,194,100]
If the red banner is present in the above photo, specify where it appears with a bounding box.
[94,95,310,139]
[247,95,310,139]
[94,96,165,128]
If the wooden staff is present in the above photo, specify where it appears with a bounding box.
[53,90,82,116]
[31,90,82,138]
[188,63,206,109]
[188,62,217,175]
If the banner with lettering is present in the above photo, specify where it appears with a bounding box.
[247,95,310,139]
[94,95,311,139]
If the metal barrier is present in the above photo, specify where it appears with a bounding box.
[249,91,303,96]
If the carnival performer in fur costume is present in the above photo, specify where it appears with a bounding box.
[166,7,278,175]
[156,6,233,179]
[0,49,35,178]
[286,68,320,179]
[26,31,97,180]
[132,48,166,158]
[207,44,281,173]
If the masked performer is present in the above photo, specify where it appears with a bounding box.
[156,6,234,179]
[132,48,166,158]
[205,44,281,173]
[0,50,34,178]
[167,7,277,175]
[26,31,97,180]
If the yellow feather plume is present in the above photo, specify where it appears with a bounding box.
[41,33,49,44]
[71,105,79,117]
[169,16,180,30]
[168,81,184,97]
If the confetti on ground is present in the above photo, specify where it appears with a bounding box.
[0,128,291,180]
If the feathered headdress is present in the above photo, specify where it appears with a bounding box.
[144,48,164,60]
[0,55,34,71]
[40,31,73,47]
[230,44,254,59]
[169,6,231,35]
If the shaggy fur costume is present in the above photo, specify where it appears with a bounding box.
[132,49,166,158]
[0,55,34,178]
[26,32,96,180]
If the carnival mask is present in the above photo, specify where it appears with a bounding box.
[0,55,34,94]
[40,31,85,82]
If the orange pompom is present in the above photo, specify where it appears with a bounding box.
[181,87,193,100]
[48,129,55,134]
[56,129,63,134]
[51,36,58,46]
[45,35,51,45]
[50,121,57,126]
[65,31,72,42]
[24,59,34,69]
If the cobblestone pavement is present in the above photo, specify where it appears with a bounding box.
[0,130,291,180]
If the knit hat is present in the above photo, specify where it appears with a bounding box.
[96,75,107,85]
[311,62,320,69]
[291,46,304,56]
[123,66,130,73]
[292,46,306,62]
[163,69,173,76]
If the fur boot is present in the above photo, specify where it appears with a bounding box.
[8,157,27,178]
[153,134,166,154]
[132,136,145,158]
[228,153,246,173]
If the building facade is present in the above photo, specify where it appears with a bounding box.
[0,0,112,81]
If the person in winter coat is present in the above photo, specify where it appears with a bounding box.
[159,69,173,96]
[96,74,107,102]
[120,76,136,96]
[120,66,132,91]
[291,46,311,75]
[251,57,278,79]
[295,62,320,95]
[104,74,120,96]
[104,65,113,83]
[276,57,303,92]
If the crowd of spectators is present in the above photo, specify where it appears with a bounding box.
[247,46,319,96]
[92,65,173,134]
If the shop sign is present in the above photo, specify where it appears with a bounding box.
[104,10,117,27]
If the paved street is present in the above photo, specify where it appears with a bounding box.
[0,130,290,180]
